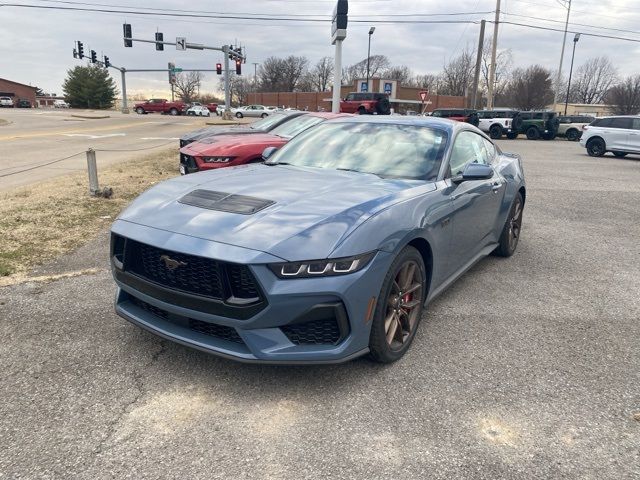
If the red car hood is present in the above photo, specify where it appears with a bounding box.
[181,133,287,156]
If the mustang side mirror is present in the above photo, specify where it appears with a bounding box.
[262,146,279,162]
[452,163,494,184]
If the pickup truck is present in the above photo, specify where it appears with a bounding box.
[134,98,187,116]
[340,92,391,115]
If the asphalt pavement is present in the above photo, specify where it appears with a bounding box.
[1,139,639,479]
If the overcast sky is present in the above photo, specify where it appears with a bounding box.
[1,0,639,97]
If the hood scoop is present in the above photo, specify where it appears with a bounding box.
[179,189,275,215]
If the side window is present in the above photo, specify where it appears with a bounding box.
[610,117,633,129]
[632,118,640,130]
[483,137,496,162]
[449,131,490,176]
[346,93,355,101]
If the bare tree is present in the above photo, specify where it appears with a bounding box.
[502,65,554,110]
[342,55,390,85]
[481,41,513,99]
[439,49,475,96]
[219,76,252,106]
[258,55,309,92]
[572,56,618,104]
[606,75,640,115]
[413,74,440,92]
[174,71,202,103]
[307,56,334,92]
[383,65,414,85]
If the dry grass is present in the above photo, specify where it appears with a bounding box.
[0,118,9,127]
[0,147,179,279]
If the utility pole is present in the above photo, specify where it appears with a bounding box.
[253,62,259,91]
[471,20,486,110]
[487,0,500,109]
[331,0,348,113]
[120,68,128,113]
[223,45,231,109]
[553,0,572,114]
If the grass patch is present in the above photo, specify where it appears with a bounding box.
[0,118,9,127]
[0,147,179,279]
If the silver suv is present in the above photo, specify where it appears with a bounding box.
[477,109,518,139]
[0,96,14,107]
[580,116,640,157]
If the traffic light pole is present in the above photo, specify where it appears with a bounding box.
[223,45,231,113]
[120,68,128,113]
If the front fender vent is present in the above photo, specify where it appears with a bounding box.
[179,189,275,215]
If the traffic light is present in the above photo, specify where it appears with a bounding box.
[77,41,84,59]
[90,50,97,63]
[104,56,110,68]
[123,23,132,47]
[235,60,242,75]
[73,48,78,59]
[216,63,222,75]
[155,32,164,51]
[168,62,176,84]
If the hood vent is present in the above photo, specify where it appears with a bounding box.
[179,189,275,215]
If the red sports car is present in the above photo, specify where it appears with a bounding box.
[179,112,349,174]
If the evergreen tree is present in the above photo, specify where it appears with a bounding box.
[62,65,118,109]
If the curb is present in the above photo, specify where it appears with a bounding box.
[70,114,111,120]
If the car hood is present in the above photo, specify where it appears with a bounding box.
[182,125,251,142]
[117,164,432,261]
[181,133,284,156]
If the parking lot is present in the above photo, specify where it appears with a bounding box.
[1,137,638,478]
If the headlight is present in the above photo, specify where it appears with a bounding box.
[201,156,236,163]
[268,252,375,279]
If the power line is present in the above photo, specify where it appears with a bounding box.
[498,20,640,43]
[503,11,640,37]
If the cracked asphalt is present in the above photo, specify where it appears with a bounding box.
[1,139,639,479]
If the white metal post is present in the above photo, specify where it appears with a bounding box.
[120,68,129,113]
[332,40,343,113]
[86,149,99,196]
[553,0,572,114]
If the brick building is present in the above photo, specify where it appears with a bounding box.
[0,78,37,106]
[247,78,466,113]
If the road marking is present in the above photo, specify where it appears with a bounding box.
[140,137,180,140]
[63,133,126,139]
[0,120,151,141]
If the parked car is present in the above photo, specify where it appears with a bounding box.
[179,111,306,147]
[235,105,271,119]
[0,96,14,108]
[340,92,391,115]
[477,109,518,139]
[16,99,32,108]
[186,105,211,117]
[557,115,595,141]
[431,108,479,127]
[134,98,187,116]
[111,116,526,364]
[580,115,640,157]
[179,112,349,174]
[53,99,69,108]
[507,111,559,140]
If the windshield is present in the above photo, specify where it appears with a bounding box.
[270,115,324,139]
[250,112,287,131]
[270,122,448,181]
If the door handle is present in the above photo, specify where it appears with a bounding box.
[492,182,503,192]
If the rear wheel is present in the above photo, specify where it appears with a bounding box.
[489,124,503,139]
[169,108,179,116]
[236,112,243,118]
[261,113,268,118]
[369,246,426,364]
[376,98,391,115]
[357,106,367,115]
[494,192,524,257]
[613,151,628,158]
[506,131,518,140]
[586,138,606,157]
[526,127,540,140]
[136,107,145,114]
[566,128,580,141]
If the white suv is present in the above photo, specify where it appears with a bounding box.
[0,96,14,107]
[580,116,640,157]
[477,109,517,139]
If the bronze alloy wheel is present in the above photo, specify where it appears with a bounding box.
[384,261,423,350]
[369,245,427,363]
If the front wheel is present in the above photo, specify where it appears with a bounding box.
[369,246,426,364]
[526,127,540,140]
[586,138,606,157]
[506,131,518,140]
[494,192,524,257]
[566,129,580,141]
[136,107,145,114]
[357,107,367,115]
[489,124,503,139]
[169,108,179,116]
[236,112,243,118]
[261,113,268,118]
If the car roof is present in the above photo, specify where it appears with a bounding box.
[305,112,352,119]
[325,115,473,134]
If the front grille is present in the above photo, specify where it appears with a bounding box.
[227,264,261,299]
[281,318,342,345]
[129,296,244,344]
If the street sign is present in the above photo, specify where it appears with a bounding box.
[331,0,348,45]
[419,91,429,101]
[384,82,393,95]
[176,37,187,51]
[171,67,183,73]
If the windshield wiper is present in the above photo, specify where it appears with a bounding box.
[264,161,291,166]
[336,167,382,178]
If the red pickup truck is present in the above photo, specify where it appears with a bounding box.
[134,99,187,116]
[340,92,391,115]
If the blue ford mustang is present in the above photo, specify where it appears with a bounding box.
[111,117,525,364]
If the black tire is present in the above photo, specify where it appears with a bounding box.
[136,107,145,115]
[467,112,480,127]
[261,113,268,118]
[369,246,427,364]
[506,131,518,140]
[526,127,540,140]
[613,151,628,158]
[489,124,503,139]
[236,112,243,118]
[375,98,391,115]
[169,108,179,116]
[511,115,523,132]
[357,106,367,115]
[542,131,557,140]
[494,192,524,257]
[566,129,580,141]
[586,138,606,157]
